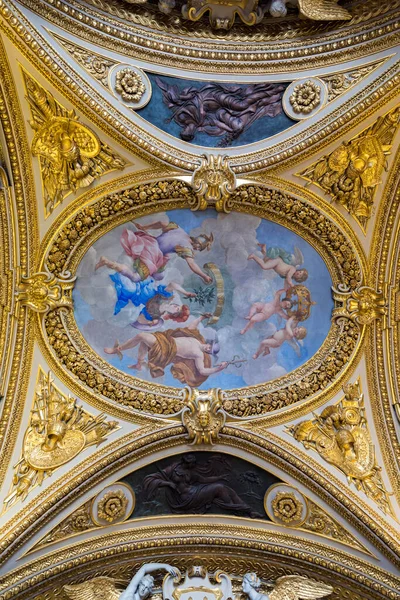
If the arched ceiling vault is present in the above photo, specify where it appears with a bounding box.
[0,0,399,598]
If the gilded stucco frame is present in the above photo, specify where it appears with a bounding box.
[35,174,368,420]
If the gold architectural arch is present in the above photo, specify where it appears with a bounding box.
[1,431,399,566]
[367,145,400,505]
[2,525,400,599]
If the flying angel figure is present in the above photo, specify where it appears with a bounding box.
[242,572,333,600]
[252,316,307,359]
[248,244,308,289]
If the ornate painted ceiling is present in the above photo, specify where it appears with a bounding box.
[0,0,399,598]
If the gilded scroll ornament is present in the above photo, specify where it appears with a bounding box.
[303,499,366,550]
[288,381,394,515]
[182,0,262,30]
[323,63,384,103]
[36,499,95,547]
[182,388,225,445]
[332,284,387,326]
[298,106,400,231]
[16,271,75,313]
[33,483,135,548]
[191,155,236,212]
[264,483,369,551]
[22,71,127,214]
[4,369,118,509]
[53,36,117,87]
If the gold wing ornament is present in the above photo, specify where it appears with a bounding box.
[297,0,351,20]
[340,426,376,480]
[269,576,333,600]
[63,577,121,600]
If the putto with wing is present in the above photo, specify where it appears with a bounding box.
[242,572,333,600]
[63,565,333,600]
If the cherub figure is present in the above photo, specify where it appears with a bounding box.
[240,288,292,335]
[241,571,333,600]
[253,316,306,359]
[120,564,178,600]
[248,243,308,289]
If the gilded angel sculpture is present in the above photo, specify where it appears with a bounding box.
[63,564,179,600]
[242,572,333,600]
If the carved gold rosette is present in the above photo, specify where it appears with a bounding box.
[35,177,367,420]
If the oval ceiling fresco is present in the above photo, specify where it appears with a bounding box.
[73,208,333,390]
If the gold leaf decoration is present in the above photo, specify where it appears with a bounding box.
[35,499,95,548]
[289,80,321,115]
[332,284,387,326]
[271,491,303,523]
[97,490,129,523]
[53,35,117,88]
[322,62,385,103]
[288,380,394,516]
[22,70,127,215]
[16,271,75,313]
[304,498,369,552]
[115,68,146,103]
[191,155,236,212]
[298,106,400,231]
[4,369,118,509]
[182,388,225,445]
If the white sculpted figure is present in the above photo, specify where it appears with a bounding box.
[242,572,333,600]
[63,563,179,600]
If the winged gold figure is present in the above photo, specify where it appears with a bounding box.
[63,564,179,600]
[242,572,333,600]
[64,577,121,600]
[288,382,394,516]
